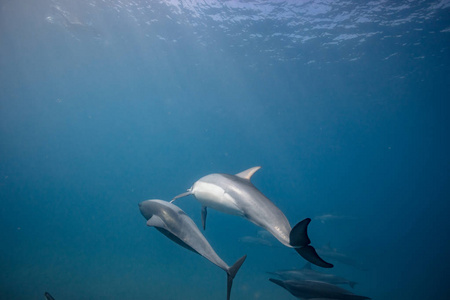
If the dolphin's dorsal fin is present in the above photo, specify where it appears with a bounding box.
[236,166,261,180]
[302,262,312,270]
[146,215,166,229]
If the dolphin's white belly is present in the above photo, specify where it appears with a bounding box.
[192,181,244,216]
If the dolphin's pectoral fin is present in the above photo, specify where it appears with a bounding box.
[146,215,167,229]
[201,206,207,230]
[235,166,261,181]
[295,245,333,268]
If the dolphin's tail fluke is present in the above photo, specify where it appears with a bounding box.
[295,246,333,268]
[290,218,333,268]
[349,281,358,288]
[289,218,312,246]
[170,189,192,203]
[226,255,247,300]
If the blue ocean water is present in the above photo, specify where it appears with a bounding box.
[1,0,449,299]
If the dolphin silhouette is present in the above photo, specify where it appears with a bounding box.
[269,263,357,288]
[171,166,332,268]
[317,243,367,271]
[139,199,246,300]
[269,278,370,299]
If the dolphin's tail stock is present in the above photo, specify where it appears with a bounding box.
[226,255,247,300]
[170,188,192,203]
[290,218,333,268]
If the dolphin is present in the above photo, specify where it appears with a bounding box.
[317,243,367,271]
[171,166,332,268]
[269,279,371,300]
[239,230,283,247]
[313,214,357,224]
[139,199,246,300]
[269,263,357,288]
[239,235,274,247]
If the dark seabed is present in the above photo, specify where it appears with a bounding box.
[1,0,449,299]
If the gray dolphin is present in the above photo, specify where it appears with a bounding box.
[171,166,332,268]
[269,279,371,300]
[239,235,274,247]
[139,199,246,300]
[317,243,367,271]
[269,263,357,288]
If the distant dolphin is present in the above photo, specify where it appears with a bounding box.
[317,243,367,271]
[239,235,274,247]
[171,166,332,268]
[269,263,357,288]
[239,230,280,247]
[44,292,55,300]
[139,199,246,300]
[269,278,371,299]
[314,214,357,224]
